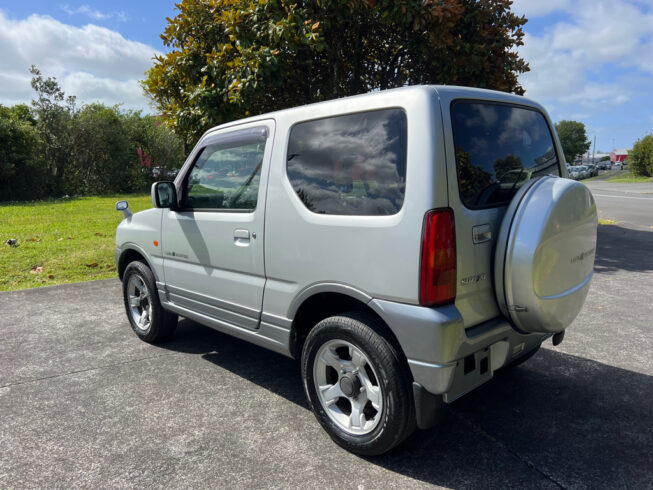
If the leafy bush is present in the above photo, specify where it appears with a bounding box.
[629,134,653,177]
[0,105,49,201]
[0,68,185,202]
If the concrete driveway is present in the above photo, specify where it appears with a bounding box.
[2,224,652,489]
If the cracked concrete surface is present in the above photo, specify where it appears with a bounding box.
[1,224,652,489]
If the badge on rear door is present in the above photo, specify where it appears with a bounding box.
[460,272,487,286]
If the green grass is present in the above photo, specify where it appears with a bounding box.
[580,172,608,182]
[605,171,652,183]
[0,195,151,291]
[598,218,617,225]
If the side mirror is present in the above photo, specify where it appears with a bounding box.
[152,181,177,209]
[115,200,132,219]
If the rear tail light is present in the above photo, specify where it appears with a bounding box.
[420,208,456,306]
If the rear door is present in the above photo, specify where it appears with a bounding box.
[161,121,275,330]
[438,92,563,328]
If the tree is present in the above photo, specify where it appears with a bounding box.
[69,105,186,194]
[123,112,185,175]
[143,0,529,145]
[0,68,187,202]
[68,104,133,194]
[493,154,523,179]
[629,134,653,177]
[29,65,77,195]
[0,105,44,200]
[554,120,591,164]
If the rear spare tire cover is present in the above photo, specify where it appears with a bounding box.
[495,176,597,334]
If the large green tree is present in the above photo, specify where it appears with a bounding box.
[143,0,529,144]
[629,134,653,177]
[554,120,591,164]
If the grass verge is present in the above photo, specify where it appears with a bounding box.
[1,195,151,292]
[605,171,652,183]
[598,219,617,225]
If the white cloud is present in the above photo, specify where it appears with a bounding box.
[0,12,158,111]
[61,4,127,22]
[517,0,653,111]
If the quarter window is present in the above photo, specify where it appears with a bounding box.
[286,109,407,215]
[182,134,267,211]
[451,101,561,209]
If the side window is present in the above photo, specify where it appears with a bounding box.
[182,134,266,211]
[286,109,407,215]
[451,101,561,209]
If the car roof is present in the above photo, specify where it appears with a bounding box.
[205,85,545,135]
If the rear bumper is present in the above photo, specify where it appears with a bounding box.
[368,299,546,400]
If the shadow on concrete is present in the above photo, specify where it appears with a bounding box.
[157,319,307,409]
[161,321,653,488]
[378,349,653,488]
[595,224,653,274]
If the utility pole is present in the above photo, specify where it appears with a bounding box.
[592,134,596,164]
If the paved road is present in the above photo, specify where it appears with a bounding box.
[2,230,653,488]
[584,180,653,230]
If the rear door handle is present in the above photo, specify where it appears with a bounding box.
[473,224,491,244]
[234,228,250,246]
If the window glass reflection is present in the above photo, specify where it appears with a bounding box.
[451,102,560,208]
[184,139,265,210]
[287,109,407,215]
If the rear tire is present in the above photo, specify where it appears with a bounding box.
[122,261,177,343]
[301,312,415,456]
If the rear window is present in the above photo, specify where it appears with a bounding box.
[451,101,560,209]
[286,109,407,215]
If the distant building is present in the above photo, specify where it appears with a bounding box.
[577,152,610,165]
[611,148,629,163]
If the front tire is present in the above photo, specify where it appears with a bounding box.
[122,261,177,343]
[301,312,415,456]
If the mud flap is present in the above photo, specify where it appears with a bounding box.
[412,382,447,429]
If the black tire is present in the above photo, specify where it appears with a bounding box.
[122,261,177,343]
[301,312,415,456]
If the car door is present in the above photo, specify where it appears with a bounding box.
[161,121,275,331]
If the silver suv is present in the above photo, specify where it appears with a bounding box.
[115,86,597,456]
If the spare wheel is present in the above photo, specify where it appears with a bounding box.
[495,176,598,334]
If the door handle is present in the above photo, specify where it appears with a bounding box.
[472,224,491,244]
[234,228,250,246]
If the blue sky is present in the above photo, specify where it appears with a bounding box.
[1,1,652,151]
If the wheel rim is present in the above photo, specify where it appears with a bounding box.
[127,274,152,333]
[313,339,383,436]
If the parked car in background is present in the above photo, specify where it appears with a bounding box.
[569,166,582,180]
[114,86,597,456]
[152,167,179,180]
